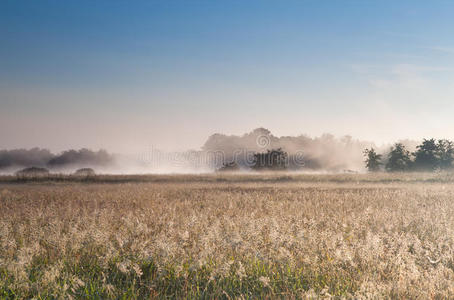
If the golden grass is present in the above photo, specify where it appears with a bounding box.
[1,173,454,298]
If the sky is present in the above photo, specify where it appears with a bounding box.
[1,0,454,153]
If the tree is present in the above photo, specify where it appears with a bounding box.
[413,138,439,171]
[252,148,288,170]
[363,148,382,172]
[385,143,411,172]
[436,139,454,170]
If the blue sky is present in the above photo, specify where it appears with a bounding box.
[1,1,454,152]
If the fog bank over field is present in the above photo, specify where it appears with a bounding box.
[0,128,421,174]
[0,149,115,174]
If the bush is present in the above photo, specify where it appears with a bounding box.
[363,148,382,172]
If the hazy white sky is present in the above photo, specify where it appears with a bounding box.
[1,1,454,153]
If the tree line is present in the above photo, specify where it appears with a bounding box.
[0,148,113,170]
[364,139,454,172]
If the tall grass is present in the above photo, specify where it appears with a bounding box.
[1,174,454,298]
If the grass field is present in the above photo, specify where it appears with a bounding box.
[1,173,454,298]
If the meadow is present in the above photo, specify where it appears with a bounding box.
[1,173,454,298]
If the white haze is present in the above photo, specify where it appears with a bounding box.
[0,128,427,175]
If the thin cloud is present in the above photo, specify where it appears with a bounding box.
[426,46,454,54]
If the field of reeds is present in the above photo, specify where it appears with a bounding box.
[2,173,454,298]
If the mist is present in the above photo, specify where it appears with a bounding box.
[135,129,423,173]
[0,128,423,174]
[0,148,115,174]
[201,128,376,172]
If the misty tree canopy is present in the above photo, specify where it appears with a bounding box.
[203,128,371,171]
[15,167,50,176]
[412,139,439,171]
[436,139,454,170]
[252,148,288,171]
[363,148,382,172]
[366,138,454,172]
[385,143,412,172]
[0,148,114,171]
[48,149,112,167]
[0,148,53,169]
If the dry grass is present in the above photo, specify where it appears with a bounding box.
[1,173,454,298]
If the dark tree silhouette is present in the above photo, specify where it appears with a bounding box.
[48,149,112,167]
[436,139,454,170]
[363,148,382,172]
[0,148,54,169]
[386,143,411,172]
[252,148,288,170]
[413,138,439,171]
